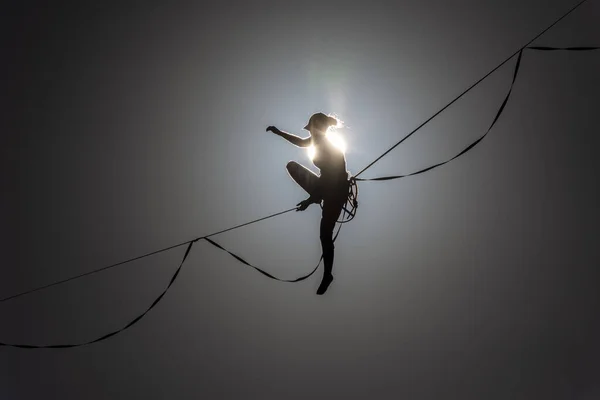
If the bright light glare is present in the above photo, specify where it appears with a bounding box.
[307,145,316,160]
[306,132,347,161]
[326,131,347,153]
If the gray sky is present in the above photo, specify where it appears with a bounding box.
[1,0,599,399]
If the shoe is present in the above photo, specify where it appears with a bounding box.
[316,274,334,295]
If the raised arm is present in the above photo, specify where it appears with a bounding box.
[266,126,311,148]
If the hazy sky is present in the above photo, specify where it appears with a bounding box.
[1,0,599,399]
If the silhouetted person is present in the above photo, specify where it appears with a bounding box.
[267,112,349,295]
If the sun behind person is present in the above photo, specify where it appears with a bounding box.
[266,112,350,295]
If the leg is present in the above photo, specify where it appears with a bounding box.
[316,199,344,295]
[286,161,320,197]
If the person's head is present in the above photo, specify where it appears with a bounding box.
[303,112,339,136]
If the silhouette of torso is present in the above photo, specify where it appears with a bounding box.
[311,135,348,197]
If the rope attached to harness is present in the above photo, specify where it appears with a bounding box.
[338,177,359,223]
[317,175,359,224]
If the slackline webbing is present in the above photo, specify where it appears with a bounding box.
[0,207,298,304]
[528,46,599,50]
[353,0,593,179]
[354,45,598,182]
[356,50,524,182]
[0,214,345,348]
[2,43,596,348]
[0,242,194,348]
[1,0,596,348]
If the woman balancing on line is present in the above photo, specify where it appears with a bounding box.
[266,112,350,295]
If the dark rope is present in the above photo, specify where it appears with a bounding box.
[3,33,595,308]
[338,177,359,224]
[355,45,599,182]
[0,1,595,349]
[356,50,523,182]
[0,208,338,348]
[205,237,323,282]
[0,207,297,304]
[317,177,359,224]
[204,204,347,282]
[527,46,599,51]
[0,241,195,349]
[353,0,590,178]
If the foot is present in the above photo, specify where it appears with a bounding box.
[316,274,334,295]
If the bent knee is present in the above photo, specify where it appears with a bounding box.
[286,161,300,173]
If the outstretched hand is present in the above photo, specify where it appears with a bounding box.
[266,126,282,135]
[296,199,312,212]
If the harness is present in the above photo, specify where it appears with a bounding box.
[318,176,359,223]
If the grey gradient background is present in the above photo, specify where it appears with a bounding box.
[1,0,599,399]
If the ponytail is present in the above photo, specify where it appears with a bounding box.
[326,115,338,128]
